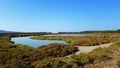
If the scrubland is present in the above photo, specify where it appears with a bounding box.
[0,33,120,68]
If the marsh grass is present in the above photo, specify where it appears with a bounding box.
[31,34,118,46]
[117,59,120,67]
[0,33,120,68]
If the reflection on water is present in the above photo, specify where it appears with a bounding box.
[11,34,88,48]
[11,37,66,48]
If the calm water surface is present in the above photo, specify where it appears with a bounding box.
[43,34,89,36]
[11,34,88,48]
[11,37,67,48]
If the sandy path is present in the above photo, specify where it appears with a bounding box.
[75,43,112,54]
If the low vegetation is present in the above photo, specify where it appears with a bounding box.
[117,59,120,67]
[0,35,78,68]
[0,33,120,68]
[31,33,120,46]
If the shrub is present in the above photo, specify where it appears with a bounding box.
[71,53,89,66]
[62,62,79,68]
[33,58,65,68]
[117,59,120,67]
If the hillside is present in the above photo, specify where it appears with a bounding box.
[0,30,13,33]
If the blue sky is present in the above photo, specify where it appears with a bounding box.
[0,0,120,32]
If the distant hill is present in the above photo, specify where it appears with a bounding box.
[0,30,13,33]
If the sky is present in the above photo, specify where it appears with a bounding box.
[0,0,120,32]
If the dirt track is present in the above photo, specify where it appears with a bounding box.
[75,43,113,54]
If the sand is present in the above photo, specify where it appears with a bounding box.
[75,43,113,54]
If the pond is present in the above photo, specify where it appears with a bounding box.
[11,37,67,48]
[43,34,89,36]
[11,34,88,48]
[43,34,88,36]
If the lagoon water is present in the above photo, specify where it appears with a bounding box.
[11,37,67,48]
[43,34,88,36]
[11,34,88,48]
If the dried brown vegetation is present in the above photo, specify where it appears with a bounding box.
[0,33,120,68]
